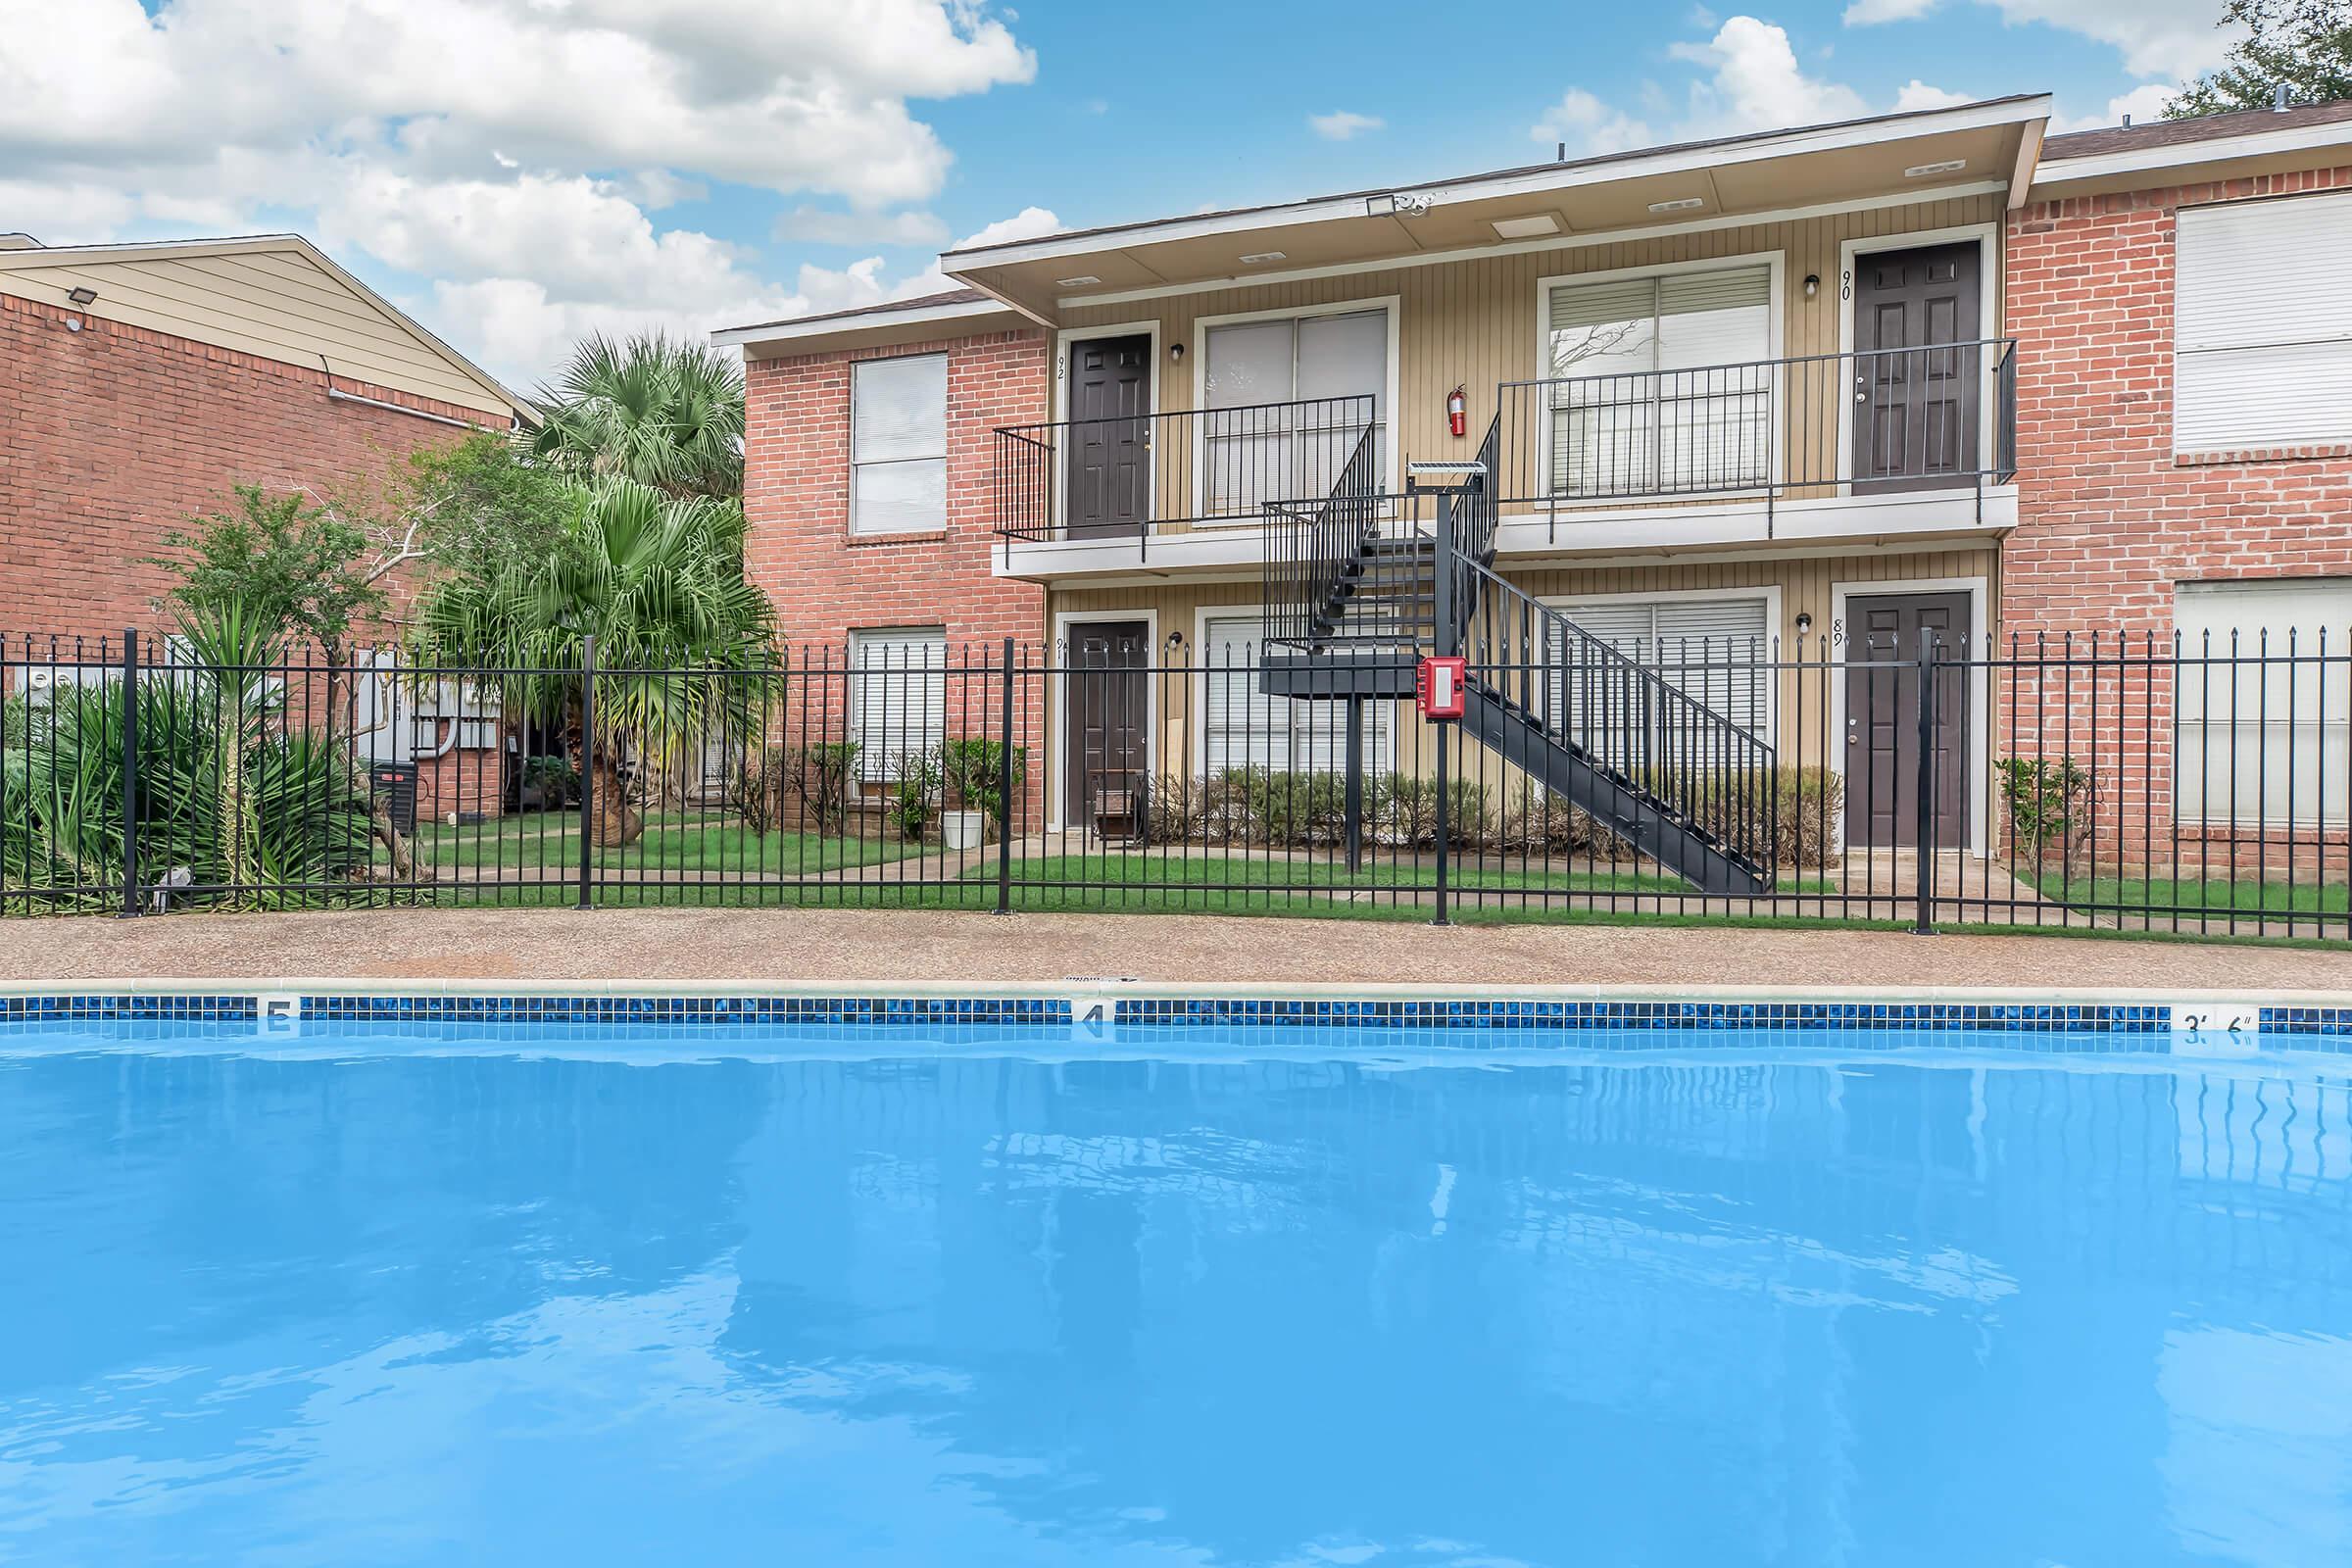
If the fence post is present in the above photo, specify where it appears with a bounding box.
[577,633,596,911]
[1913,626,1937,936]
[994,635,1015,916]
[119,628,140,918]
[1432,716,1451,927]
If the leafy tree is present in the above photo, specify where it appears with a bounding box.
[2168,0,2352,118]
[330,431,578,600]
[407,479,776,845]
[146,487,385,654]
[527,333,746,500]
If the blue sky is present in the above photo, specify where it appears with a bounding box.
[6,2,2237,388]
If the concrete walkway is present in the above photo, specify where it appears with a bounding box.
[8,906,2352,994]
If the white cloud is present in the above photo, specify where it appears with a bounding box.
[772,207,953,246]
[0,0,1040,386]
[1530,88,1654,158]
[1893,79,1977,112]
[1669,17,1868,135]
[1534,18,1980,168]
[1308,111,1385,141]
[1978,0,2240,81]
[2051,81,2184,134]
[950,206,1065,252]
[1843,0,1939,24]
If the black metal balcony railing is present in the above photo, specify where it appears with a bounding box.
[1495,338,2018,534]
[994,394,1379,554]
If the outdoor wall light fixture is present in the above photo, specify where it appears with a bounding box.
[1169,342,1185,363]
[1803,273,1821,298]
[1795,612,1814,633]
[66,286,96,305]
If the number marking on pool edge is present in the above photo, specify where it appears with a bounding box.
[1067,995,1115,1044]
[256,992,303,1037]
[2165,1003,2260,1054]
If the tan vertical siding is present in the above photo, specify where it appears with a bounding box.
[1047,543,1997,775]
[1054,194,2004,529]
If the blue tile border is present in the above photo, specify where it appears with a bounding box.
[2,992,2349,1045]
[0,994,1066,1026]
[1111,998,2180,1034]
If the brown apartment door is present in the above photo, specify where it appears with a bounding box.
[1065,335,1152,535]
[1852,242,1980,491]
[1844,592,1970,849]
[1066,621,1151,831]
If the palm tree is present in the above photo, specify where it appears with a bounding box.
[527,333,746,500]
[409,480,776,846]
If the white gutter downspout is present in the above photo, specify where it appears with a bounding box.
[319,354,505,431]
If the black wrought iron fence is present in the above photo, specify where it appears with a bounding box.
[5,626,2349,939]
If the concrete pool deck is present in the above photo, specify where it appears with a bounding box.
[7,906,2352,997]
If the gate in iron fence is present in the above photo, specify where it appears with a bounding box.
[3,627,2347,939]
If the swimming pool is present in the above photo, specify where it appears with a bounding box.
[3,1009,2349,1566]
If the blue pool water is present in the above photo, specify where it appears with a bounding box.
[3,1022,2351,1566]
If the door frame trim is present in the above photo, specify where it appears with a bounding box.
[1835,221,2001,499]
[1049,608,1160,835]
[1827,573,1989,858]
[1053,321,1161,536]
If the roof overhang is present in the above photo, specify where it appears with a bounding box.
[715,294,1024,359]
[945,96,2050,317]
[0,232,531,421]
[2031,117,2352,198]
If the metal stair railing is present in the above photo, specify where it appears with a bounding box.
[1450,553,1778,883]
[1262,421,1382,650]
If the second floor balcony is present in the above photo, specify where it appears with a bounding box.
[992,340,2018,572]
[1494,337,2019,536]
[992,393,1382,560]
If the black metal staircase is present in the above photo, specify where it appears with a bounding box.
[1261,416,1777,895]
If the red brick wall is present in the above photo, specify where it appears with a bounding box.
[742,326,1050,653]
[0,290,499,647]
[2005,167,2352,638]
[2002,170,2352,870]
[742,326,1054,825]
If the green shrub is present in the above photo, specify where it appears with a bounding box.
[1372,774,1491,851]
[939,738,1027,831]
[1660,763,1843,870]
[889,746,944,841]
[1995,756,2091,869]
[8,675,375,910]
[789,742,861,836]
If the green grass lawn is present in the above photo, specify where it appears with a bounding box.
[410,811,913,875]
[2026,869,2349,918]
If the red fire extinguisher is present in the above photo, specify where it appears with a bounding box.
[1446,384,1467,438]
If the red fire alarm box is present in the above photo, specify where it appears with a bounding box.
[1417,656,1466,718]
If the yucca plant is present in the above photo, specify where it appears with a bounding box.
[409,478,778,846]
[4,612,377,911]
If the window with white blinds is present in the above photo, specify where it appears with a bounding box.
[1201,309,1387,514]
[1200,613,1391,772]
[849,627,948,780]
[851,354,947,534]
[1546,595,1774,749]
[2175,193,2352,452]
[2175,579,2352,825]
[1544,266,1773,496]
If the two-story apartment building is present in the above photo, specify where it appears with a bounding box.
[721,93,2352,885]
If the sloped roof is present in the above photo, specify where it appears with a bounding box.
[0,232,529,421]
[2042,100,2352,161]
